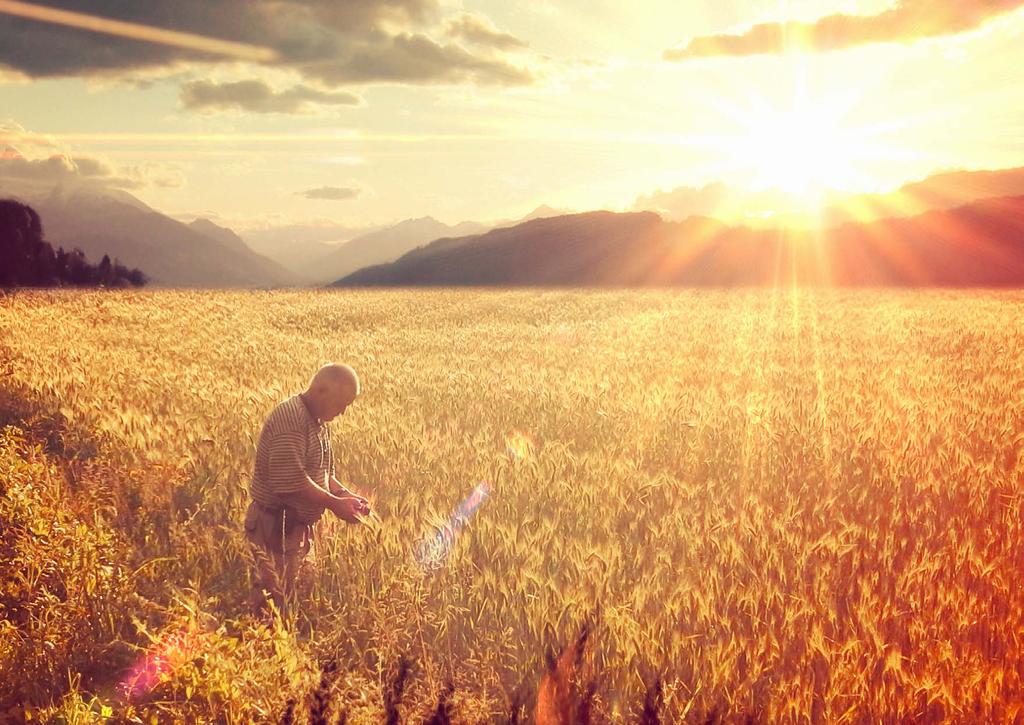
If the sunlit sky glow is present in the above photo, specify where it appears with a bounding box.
[1,0,1023,231]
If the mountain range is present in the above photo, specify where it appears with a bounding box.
[0,179,567,287]
[244,205,566,282]
[335,195,1024,287]
[3,186,298,287]
[4,168,1024,288]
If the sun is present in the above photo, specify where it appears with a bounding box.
[704,85,892,211]
[736,102,867,198]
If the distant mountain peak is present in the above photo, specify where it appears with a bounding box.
[188,217,252,256]
[302,215,488,283]
[397,215,441,226]
[189,217,223,231]
[521,204,564,221]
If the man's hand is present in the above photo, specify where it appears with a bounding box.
[351,493,371,516]
[329,496,367,523]
[329,476,371,516]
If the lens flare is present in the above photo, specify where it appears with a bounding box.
[0,0,278,61]
[117,627,200,701]
[506,430,535,461]
[414,481,491,571]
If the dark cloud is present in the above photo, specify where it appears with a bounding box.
[307,33,535,86]
[180,79,361,113]
[664,0,1024,59]
[297,186,361,201]
[0,0,536,88]
[446,13,527,51]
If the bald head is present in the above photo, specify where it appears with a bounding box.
[303,363,359,422]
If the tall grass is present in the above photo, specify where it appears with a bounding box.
[1,287,1023,721]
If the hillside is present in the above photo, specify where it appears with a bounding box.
[335,197,1024,287]
[336,211,678,286]
[235,207,566,283]
[308,216,488,283]
[188,218,253,257]
[19,187,300,287]
[0,199,146,287]
[824,166,1024,225]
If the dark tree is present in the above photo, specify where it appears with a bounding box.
[0,199,147,288]
[0,200,45,286]
[97,254,113,286]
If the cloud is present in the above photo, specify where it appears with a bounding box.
[147,165,187,189]
[297,185,361,201]
[0,120,58,149]
[445,13,527,51]
[0,0,538,89]
[180,79,361,114]
[302,33,535,86]
[0,150,153,189]
[0,150,105,181]
[0,144,184,190]
[634,182,810,224]
[634,182,731,219]
[664,0,1024,59]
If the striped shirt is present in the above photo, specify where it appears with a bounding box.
[250,395,334,524]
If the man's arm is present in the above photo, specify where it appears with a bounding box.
[293,472,344,507]
[328,473,354,497]
[266,431,359,520]
[293,472,365,521]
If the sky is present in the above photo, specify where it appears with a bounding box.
[1,0,1024,234]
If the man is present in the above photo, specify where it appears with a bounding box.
[244,363,370,617]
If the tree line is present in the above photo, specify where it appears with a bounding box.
[0,199,147,288]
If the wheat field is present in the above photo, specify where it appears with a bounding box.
[1,288,1023,723]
